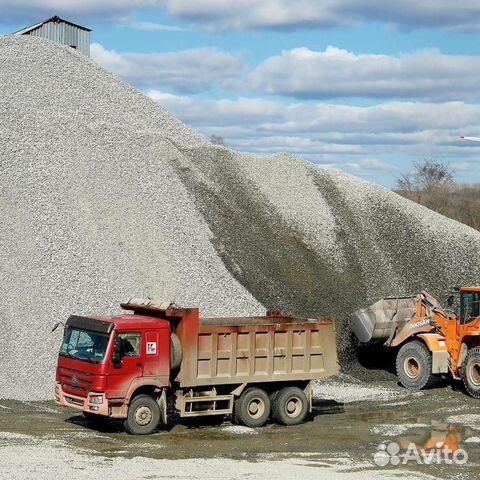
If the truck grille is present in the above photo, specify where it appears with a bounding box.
[65,396,85,406]
[60,368,93,397]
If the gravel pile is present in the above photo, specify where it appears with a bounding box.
[2,35,480,400]
[0,36,262,400]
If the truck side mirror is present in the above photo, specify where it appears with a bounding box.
[112,335,122,365]
[51,321,64,333]
[447,295,455,307]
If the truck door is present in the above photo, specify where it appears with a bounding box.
[142,329,170,379]
[107,331,143,398]
[143,331,159,376]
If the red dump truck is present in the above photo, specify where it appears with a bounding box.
[54,299,339,434]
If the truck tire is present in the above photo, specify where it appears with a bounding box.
[272,386,308,426]
[170,333,182,370]
[234,388,270,428]
[124,394,160,435]
[396,340,437,390]
[462,347,480,398]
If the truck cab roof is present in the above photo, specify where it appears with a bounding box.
[65,314,170,333]
[94,314,170,330]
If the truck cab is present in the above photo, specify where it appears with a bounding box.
[55,314,170,419]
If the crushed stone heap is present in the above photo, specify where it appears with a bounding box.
[1,36,480,399]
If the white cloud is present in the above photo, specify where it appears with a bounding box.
[249,46,480,101]
[359,158,398,172]
[146,90,480,137]
[451,162,471,171]
[128,21,187,32]
[0,0,163,23]
[3,1,480,31]
[145,90,480,172]
[162,0,480,32]
[91,43,244,92]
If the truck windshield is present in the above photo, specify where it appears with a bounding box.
[60,327,109,363]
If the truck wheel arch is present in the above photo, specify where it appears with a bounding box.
[125,380,167,404]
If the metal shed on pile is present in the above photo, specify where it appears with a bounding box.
[14,16,91,57]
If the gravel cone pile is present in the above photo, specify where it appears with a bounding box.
[2,36,480,399]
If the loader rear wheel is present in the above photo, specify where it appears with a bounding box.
[462,347,480,398]
[124,394,160,435]
[234,388,270,428]
[396,341,437,390]
[272,386,308,426]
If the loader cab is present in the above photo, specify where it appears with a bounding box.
[460,288,480,324]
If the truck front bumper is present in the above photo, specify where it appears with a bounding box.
[55,382,111,417]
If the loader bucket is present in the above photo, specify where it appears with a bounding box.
[350,296,416,344]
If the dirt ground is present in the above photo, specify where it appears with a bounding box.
[1,376,479,479]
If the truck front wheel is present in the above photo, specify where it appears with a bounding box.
[234,388,270,428]
[272,386,308,426]
[462,347,480,398]
[396,340,437,390]
[124,394,160,435]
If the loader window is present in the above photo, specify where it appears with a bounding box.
[461,292,480,323]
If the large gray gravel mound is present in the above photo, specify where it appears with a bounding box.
[1,36,480,399]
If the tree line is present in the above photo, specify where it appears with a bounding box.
[395,159,480,231]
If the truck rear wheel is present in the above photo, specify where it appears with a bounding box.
[462,347,480,398]
[396,340,437,390]
[234,388,270,428]
[124,394,160,435]
[272,386,308,426]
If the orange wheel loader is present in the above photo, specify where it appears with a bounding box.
[350,287,480,397]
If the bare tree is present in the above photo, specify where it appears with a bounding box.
[393,159,480,230]
[413,159,454,191]
[210,134,225,146]
[396,159,454,193]
[395,172,414,193]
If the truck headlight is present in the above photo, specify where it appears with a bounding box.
[89,394,104,405]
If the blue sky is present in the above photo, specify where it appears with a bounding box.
[2,1,480,187]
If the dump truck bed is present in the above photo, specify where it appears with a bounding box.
[176,313,339,388]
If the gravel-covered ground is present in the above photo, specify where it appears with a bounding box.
[2,35,480,402]
[1,376,479,480]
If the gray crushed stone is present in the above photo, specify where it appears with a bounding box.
[2,35,480,400]
[0,36,262,400]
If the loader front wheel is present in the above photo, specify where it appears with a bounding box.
[396,341,437,390]
[462,347,480,398]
